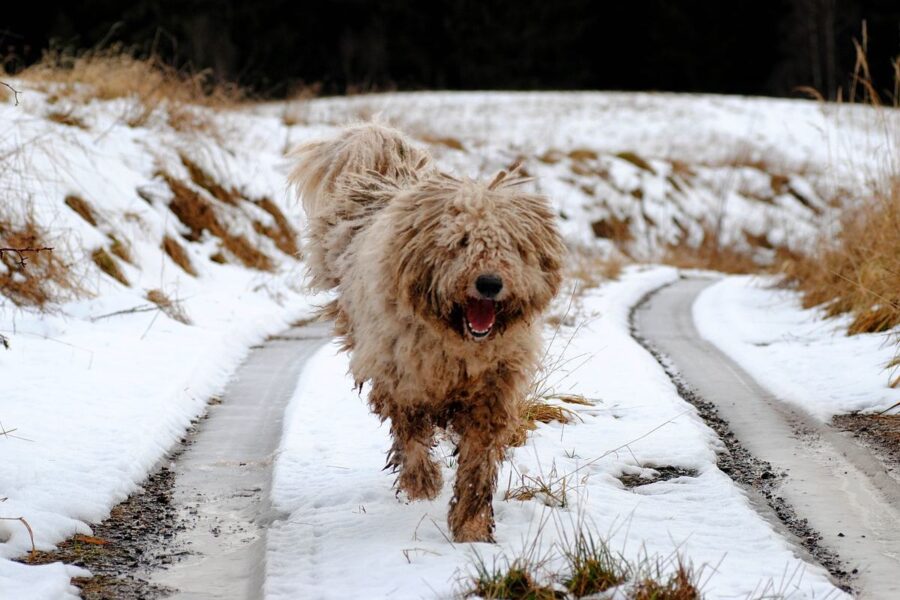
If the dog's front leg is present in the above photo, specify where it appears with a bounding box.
[448,397,515,542]
[383,404,443,501]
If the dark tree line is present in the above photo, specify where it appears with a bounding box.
[3,0,898,99]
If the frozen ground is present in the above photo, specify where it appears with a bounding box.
[1,86,894,597]
[694,276,900,421]
[265,267,844,600]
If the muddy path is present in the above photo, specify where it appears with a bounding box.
[633,277,900,598]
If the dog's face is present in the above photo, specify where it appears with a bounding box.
[389,176,565,343]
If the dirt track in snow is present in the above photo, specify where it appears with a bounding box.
[148,321,331,600]
[633,277,900,598]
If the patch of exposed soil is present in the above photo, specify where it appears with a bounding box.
[23,463,182,599]
[618,466,698,489]
[19,410,214,600]
[629,283,851,591]
[833,413,900,478]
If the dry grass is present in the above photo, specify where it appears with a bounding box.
[64,195,98,227]
[781,177,900,338]
[254,197,300,258]
[615,151,656,174]
[1,218,78,307]
[91,247,129,286]
[567,251,625,292]
[631,562,701,600]
[463,554,563,600]
[663,228,759,274]
[420,135,466,152]
[562,532,628,597]
[505,465,572,508]
[161,235,197,276]
[459,528,705,600]
[590,216,633,243]
[16,45,242,131]
[180,154,240,205]
[162,173,273,271]
[107,235,132,264]
[47,109,87,129]
[146,289,191,324]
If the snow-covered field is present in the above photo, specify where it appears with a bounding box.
[1,83,895,598]
[694,276,900,421]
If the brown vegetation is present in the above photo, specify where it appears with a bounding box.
[1,219,77,307]
[663,229,759,274]
[146,289,191,324]
[17,45,242,131]
[91,248,129,286]
[162,173,273,271]
[254,197,300,257]
[64,195,98,226]
[161,235,197,276]
[47,109,88,129]
[781,178,899,337]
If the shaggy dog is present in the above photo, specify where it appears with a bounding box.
[289,124,564,542]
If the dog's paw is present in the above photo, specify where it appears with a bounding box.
[397,458,443,501]
[450,517,495,543]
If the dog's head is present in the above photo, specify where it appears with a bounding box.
[387,172,565,343]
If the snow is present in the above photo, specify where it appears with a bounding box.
[265,267,845,600]
[1,85,889,596]
[694,276,900,420]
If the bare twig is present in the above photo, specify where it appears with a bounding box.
[1,81,21,106]
[0,247,54,269]
[0,333,8,349]
[0,517,36,560]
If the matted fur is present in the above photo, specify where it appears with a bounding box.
[289,123,565,542]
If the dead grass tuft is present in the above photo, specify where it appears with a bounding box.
[146,289,191,324]
[568,149,599,162]
[107,235,132,264]
[91,248,129,286]
[631,562,701,600]
[505,469,571,508]
[464,554,564,600]
[0,219,78,307]
[563,531,628,597]
[616,151,656,174]
[64,195,98,227]
[47,109,88,129]
[781,177,900,336]
[421,135,466,151]
[591,216,633,243]
[253,197,300,257]
[161,235,197,276]
[162,173,273,271]
[180,154,240,205]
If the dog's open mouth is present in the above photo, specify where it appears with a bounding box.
[465,298,496,339]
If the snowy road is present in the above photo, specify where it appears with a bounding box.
[634,277,900,598]
[149,322,331,600]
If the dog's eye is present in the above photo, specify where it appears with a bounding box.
[459,234,469,248]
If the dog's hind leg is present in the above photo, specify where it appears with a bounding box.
[448,394,516,543]
[379,399,443,501]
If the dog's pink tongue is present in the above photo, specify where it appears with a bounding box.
[466,299,496,331]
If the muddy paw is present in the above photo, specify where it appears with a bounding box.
[449,510,495,543]
[397,458,443,501]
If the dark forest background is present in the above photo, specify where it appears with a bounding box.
[3,0,898,99]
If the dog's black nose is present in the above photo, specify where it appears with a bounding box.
[475,274,503,298]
